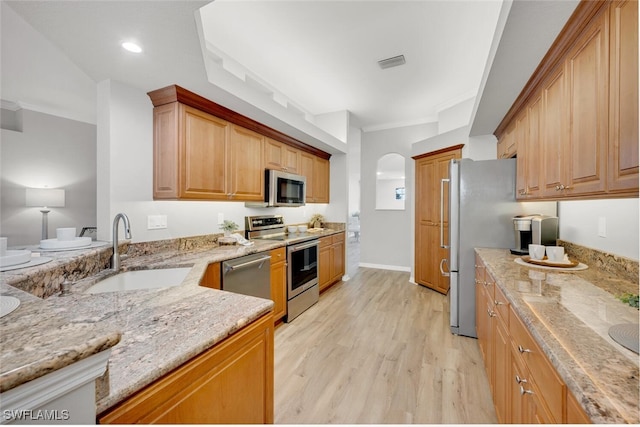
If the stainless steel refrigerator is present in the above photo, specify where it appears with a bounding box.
[442,158,556,338]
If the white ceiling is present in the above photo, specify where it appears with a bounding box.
[2,0,579,149]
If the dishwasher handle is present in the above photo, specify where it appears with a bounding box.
[224,255,271,273]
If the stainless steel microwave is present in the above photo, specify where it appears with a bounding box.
[266,169,306,207]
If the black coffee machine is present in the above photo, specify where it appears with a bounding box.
[510,215,559,255]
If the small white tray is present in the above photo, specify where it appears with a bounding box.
[40,236,92,250]
[0,296,20,318]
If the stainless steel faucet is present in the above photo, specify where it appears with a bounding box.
[111,213,132,271]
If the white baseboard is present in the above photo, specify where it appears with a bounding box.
[358,263,411,272]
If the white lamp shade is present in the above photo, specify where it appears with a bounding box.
[26,188,65,208]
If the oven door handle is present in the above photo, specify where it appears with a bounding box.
[224,255,271,272]
[289,240,319,252]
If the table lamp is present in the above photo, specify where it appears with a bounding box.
[26,188,65,240]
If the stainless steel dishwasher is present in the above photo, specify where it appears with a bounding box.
[221,253,271,299]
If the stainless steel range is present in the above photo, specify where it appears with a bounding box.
[245,215,319,322]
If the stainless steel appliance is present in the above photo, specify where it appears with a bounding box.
[510,214,559,255]
[441,159,556,338]
[221,253,271,299]
[253,170,306,207]
[245,214,319,322]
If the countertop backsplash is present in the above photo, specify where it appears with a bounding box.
[558,239,639,296]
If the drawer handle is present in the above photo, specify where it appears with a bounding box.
[520,385,534,396]
[515,375,528,384]
[518,345,531,354]
[494,300,504,306]
[487,309,496,318]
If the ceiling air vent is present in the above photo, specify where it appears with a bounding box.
[377,55,406,69]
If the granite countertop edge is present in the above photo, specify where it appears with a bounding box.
[0,228,343,411]
[476,247,639,424]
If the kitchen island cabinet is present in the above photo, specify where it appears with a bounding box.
[99,313,274,424]
[475,248,638,424]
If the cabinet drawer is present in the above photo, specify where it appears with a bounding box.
[270,247,286,263]
[493,284,509,324]
[319,236,332,248]
[331,232,345,245]
[510,306,565,422]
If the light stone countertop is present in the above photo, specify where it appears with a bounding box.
[0,228,344,415]
[475,248,639,424]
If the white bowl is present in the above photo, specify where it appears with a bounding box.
[56,227,77,241]
[528,244,545,260]
[298,225,308,233]
[287,226,298,234]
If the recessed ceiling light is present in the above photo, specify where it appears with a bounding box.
[121,42,142,53]
[378,55,406,69]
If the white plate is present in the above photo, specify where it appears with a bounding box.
[31,240,109,252]
[40,236,92,250]
[0,250,32,267]
[0,296,20,318]
[0,256,52,272]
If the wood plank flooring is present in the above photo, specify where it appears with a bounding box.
[274,267,497,424]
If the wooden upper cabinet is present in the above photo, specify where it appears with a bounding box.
[495,0,638,200]
[541,65,569,198]
[181,105,229,199]
[265,137,300,174]
[608,0,639,194]
[565,8,609,196]
[313,157,330,203]
[228,125,265,201]
[148,85,331,202]
[497,124,517,159]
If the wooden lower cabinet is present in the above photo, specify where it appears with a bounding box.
[199,262,221,290]
[270,247,287,323]
[99,313,274,424]
[318,232,345,292]
[476,254,591,424]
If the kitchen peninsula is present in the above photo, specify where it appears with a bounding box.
[0,227,343,423]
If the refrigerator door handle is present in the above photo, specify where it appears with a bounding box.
[439,258,450,277]
[440,178,450,249]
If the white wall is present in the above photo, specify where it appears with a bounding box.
[438,97,475,134]
[376,179,405,210]
[96,80,332,243]
[360,122,438,271]
[1,110,97,246]
[558,199,639,261]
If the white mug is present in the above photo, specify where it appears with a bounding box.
[0,237,7,256]
[546,246,565,262]
[56,227,77,241]
[528,244,545,260]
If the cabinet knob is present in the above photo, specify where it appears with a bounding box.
[515,375,528,384]
[518,345,531,354]
[487,309,496,318]
[494,300,504,306]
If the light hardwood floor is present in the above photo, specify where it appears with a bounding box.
[274,267,497,424]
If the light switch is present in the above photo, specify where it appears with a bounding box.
[598,217,606,238]
[218,213,224,225]
[148,215,168,230]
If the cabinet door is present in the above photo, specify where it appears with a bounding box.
[318,242,332,292]
[270,248,287,322]
[300,152,315,202]
[565,10,609,196]
[514,98,551,200]
[153,103,180,199]
[541,66,569,197]
[100,314,274,424]
[608,0,639,193]
[180,105,229,199]
[265,138,300,174]
[330,233,345,283]
[200,262,221,289]
[493,317,510,423]
[228,125,265,201]
[313,157,330,203]
[567,389,592,424]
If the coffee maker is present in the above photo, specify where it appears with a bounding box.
[510,215,559,255]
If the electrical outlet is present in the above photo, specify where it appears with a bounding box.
[598,217,606,238]
[218,213,224,225]
[148,215,168,230]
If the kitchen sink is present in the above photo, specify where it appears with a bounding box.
[85,268,192,294]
